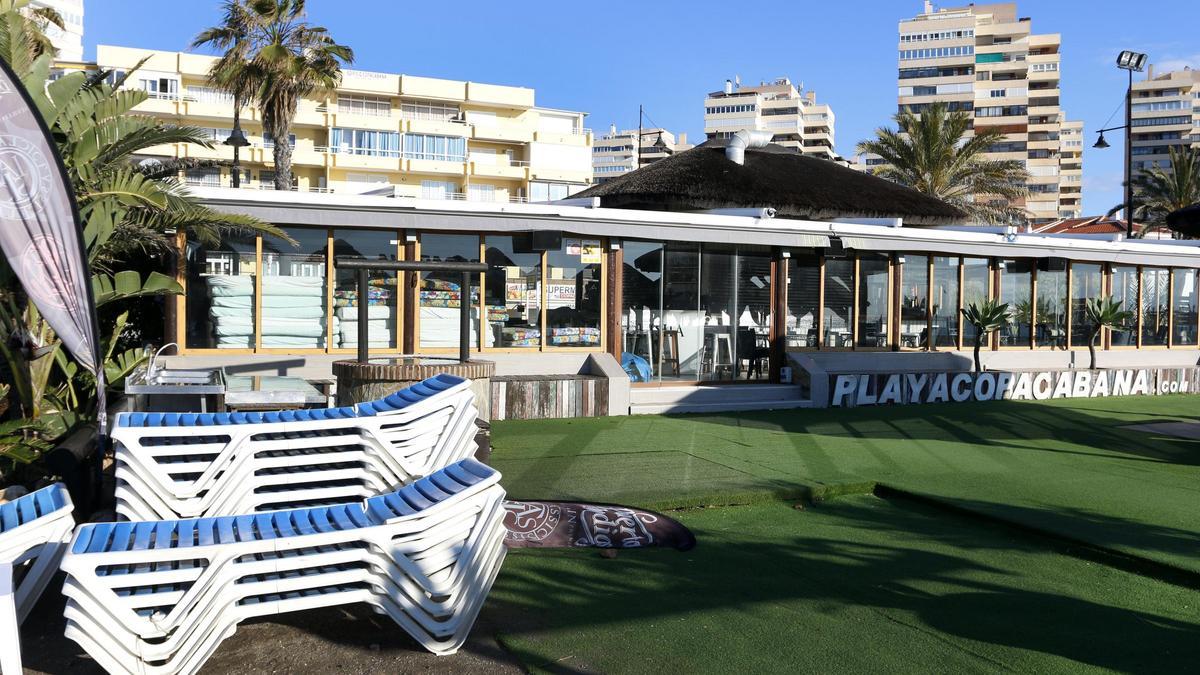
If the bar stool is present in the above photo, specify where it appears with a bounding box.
[705,332,733,379]
[660,329,680,376]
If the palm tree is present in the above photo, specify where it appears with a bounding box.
[857,102,1030,225]
[1108,146,1200,237]
[0,0,64,71]
[198,0,353,191]
[961,299,1009,374]
[1082,296,1133,370]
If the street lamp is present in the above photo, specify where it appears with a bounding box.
[224,117,250,188]
[1093,50,1148,238]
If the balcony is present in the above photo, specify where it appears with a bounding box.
[404,156,468,176]
[329,110,399,133]
[529,164,591,184]
[292,102,328,127]
[533,128,593,146]
[316,145,396,171]
[472,124,534,144]
[471,159,529,180]
[404,117,471,137]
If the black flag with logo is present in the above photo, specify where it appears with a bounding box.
[502,500,696,551]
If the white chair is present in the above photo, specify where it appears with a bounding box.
[1,483,75,675]
[60,458,507,675]
[113,374,480,520]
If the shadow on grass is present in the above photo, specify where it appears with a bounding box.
[489,499,1200,674]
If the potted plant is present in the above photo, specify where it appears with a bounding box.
[1083,296,1134,370]
[961,299,1010,374]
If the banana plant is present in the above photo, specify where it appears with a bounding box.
[1083,296,1134,370]
[961,299,1010,374]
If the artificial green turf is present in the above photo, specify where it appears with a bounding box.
[490,395,1200,573]
[489,498,1200,674]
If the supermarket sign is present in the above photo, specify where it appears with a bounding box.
[829,368,1198,407]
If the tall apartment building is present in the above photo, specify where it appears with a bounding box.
[897,2,1082,224]
[63,45,594,202]
[1129,67,1200,175]
[592,125,693,183]
[29,0,84,60]
[703,77,838,160]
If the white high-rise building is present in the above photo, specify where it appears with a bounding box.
[592,126,692,183]
[703,77,838,160]
[29,0,84,61]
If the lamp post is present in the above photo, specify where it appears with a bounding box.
[1093,50,1148,238]
[224,114,250,188]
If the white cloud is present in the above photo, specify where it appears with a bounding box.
[1153,54,1200,73]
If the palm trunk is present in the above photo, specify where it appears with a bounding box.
[271,115,293,191]
[1088,325,1101,370]
[973,333,982,374]
[231,96,241,188]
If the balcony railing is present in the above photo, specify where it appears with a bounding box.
[315,145,403,158]
[415,191,528,204]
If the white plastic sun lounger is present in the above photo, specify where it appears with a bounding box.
[1,483,75,675]
[112,374,480,520]
[60,458,506,675]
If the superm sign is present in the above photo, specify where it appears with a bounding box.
[830,368,1199,407]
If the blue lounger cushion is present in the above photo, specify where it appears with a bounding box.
[0,483,69,534]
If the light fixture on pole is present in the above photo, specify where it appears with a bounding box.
[224,117,250,188]
[1093,50,1148,238]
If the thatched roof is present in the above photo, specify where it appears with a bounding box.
[1167,203,1200,237]
[576,141,966,226]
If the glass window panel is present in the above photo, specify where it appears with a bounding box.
[1172,270,1198,346]
[621,241,664,381]
[823,257,855,348]
[545,240,603,348]
[786,253,820,350]
[735,247,773,379]
[260,228,328,349]
[700,244,737,380]
[186,232,256,349]
[663,242,701,377]
[332,229,398,350]
[1070,263,1103,348]
[419,234,484,349]
[1036,258,1067,349]
[999,258,1032,347]
[961,257,990,347]
[932,256,959,348]
[1142,267,1170,346]
[899,255,929,349]
[484,236,543,348]
[857,254,890,349]
[1110,265,1138,346]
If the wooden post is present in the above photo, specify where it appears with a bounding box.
[403,240,417,354]
[357,268,369,364]
[607,244,623,362]
[770,253,787,381]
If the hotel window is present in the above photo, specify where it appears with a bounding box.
[546,240,603,348]
[1172,270,1198,346]
[931,256,959,348]
[1069,264,1103,348]
[421,180,459,200]
[467,183,498,203]
[1110,265,1139,346]
[419,234,485,350]
[330,128,400,156]
[337,94,391,117]
[1036,259,1067,349]
[403,100,461,122]
[333,229,399,351]
[857,254,890,349]
[260,228,329,349]
[530,181,578,202]
[185,232,257,349]
[402,133,467,162]
[621,241,665,378]
[1142,267,1170,346]
[483,236,542,348]
[999,259,1032,347]
[786,253,820,349]
[263,132,297,149]
[823,257,854,348]
[184,168,221,187]
[961,257,991,348]
[899,255,929,349]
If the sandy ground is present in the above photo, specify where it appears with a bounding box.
[20,579,524,674]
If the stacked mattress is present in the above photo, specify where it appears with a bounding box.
[207,275,332,348]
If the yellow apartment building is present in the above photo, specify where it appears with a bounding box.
[1129,66,1200,176]
[61,45,594,202]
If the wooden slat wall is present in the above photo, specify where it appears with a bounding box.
[491,375,610,420]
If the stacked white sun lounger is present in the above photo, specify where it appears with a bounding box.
[60,458,506,675]
[112,374,480,520]
[1,483,75,675]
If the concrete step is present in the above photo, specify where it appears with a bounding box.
[628,384,810,415]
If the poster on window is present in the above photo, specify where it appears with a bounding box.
[564,238,581,256]
[580,239,602,264]
[546,280,576,308]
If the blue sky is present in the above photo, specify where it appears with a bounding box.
[86,0,1199,216]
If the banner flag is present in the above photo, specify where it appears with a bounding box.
[0,59,105,423]
[502,500,697,551]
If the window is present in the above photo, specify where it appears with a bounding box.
[899,255,929,348]
[823,257,854,348]
[976,105,1027,117]
[1131,100,1185,113]
[857,254,890,348]
[263,132,297,149]
[419,234,484,349]
[330,128,399,156]
[899,28,974,42]
[529,181,578,202]
[420,180,459,200]
[402,100,461,122]
[1036,259,1067,349]
[999,259,1032,347]
[932,256,959,348]
[1030,62,1058,72]
[1172,270,1198,346]
[337,95,391,117]
[184,168,221,187]
[260,228,329,349]
[185,85,234,105]
[546,242,603,348]
[786,253,820,349]
[1142,267,1170,346]
[962,258,991,347]
[185,232,256,349]
[484,236,543,348]
[333,229,398,350]
[467,183,497,202]
[898,65,974,79]
[1110,265,1139,346]
[705,103,757,114]
[138,77,178,98]
[402,133,467,162]
[1069,263,1103,349]
[899,46,974,60]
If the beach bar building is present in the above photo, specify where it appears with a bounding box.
[163,137,1200,415]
